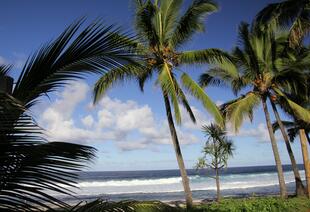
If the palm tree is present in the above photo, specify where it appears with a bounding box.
[273,89,310,197]
[93,0,226,208]
[0,19,139,211]
[196,124,234,202]
[255,0,310,47]
[199,23,310,198]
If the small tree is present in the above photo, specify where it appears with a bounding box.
[196,124,234,202]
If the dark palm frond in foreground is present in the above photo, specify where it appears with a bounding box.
[13,18,140,109]
[0,93,96,211]
[1,19,140,211]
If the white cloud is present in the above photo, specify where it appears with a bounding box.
[82,115,94,128]
[227,122,282,143]
[38,81,200,151]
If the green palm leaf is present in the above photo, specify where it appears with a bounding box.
[221,92,261,132]
[93,64,143,103]
[179,48,231,64]
[158,64,182,124]
[170,0,218,47]
[181,72,223,126]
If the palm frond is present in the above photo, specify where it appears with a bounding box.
[0,64,12,77]
[272,120,295,132]
[134,0,159,47]
[255,0,310,46]
[0,93,96,211]
[181,72,223,126]
[158,63,182,124]
[158,0,183,45]
[170,0,218,48]
[221,92,261,132]
[274,88,310,123]
[0,66,14,94]
[93,63,143,103]
[13,19,139,109]
[174,81,196,123]
[179,48,231,65]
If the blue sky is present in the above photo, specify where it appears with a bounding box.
[0,0,305,171]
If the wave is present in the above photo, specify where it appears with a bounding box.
[78,177,183,187]
[49,170,304,197]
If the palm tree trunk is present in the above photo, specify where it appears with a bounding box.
[215,168,220,202]
[299,129,310,198]
[270,101,305,196]
[163,94,193,208]
[262,98,287,198]
[305,132,310,146]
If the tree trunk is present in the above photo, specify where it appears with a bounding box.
[305,132,310,146]
[299,129,310,198]
[271,101,305,196]
[215,168,221,202]
[262,98,287,198]
[163,94,193,208]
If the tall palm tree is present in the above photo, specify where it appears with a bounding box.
[196,124,234,202]
[93,0,226,208]
[273,89,310,197]
[199,23,310,198]
[0,19,139,211]
[255,0,310,47]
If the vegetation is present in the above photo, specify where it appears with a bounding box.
[0,20,139,211]
[92,0,228,208]
[199,22,310,198]
[53,197,310,212]
[192,197,310,212]
[196,124,234,202]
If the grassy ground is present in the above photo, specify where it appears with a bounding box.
[189,197,310,212]
[61,197,310,212]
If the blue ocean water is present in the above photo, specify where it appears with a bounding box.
[53,165,305,203]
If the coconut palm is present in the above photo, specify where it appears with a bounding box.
[273,88,310,197]
[255,0,310,46]
[93,0,227,208]
[0,19,139,211]
[199,23,310,198]
[196,124,234,202]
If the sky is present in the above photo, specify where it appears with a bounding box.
[0,0,305,171]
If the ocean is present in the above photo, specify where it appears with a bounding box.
[54,165,305,203]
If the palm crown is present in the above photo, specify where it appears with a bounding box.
[94,0,226,125]
[93,0,229,207]
[255,0,310,46]
[200,23,310,131]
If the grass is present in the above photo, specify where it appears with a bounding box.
[62,196,310,212]
[190,197,310,212]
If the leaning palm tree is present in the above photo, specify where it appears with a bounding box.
[255,0,310,47]
[199,23,310,198]
[93,0,226,208]
[196,124,234,202]
[0,19,139,211]
[273,89,310,197]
